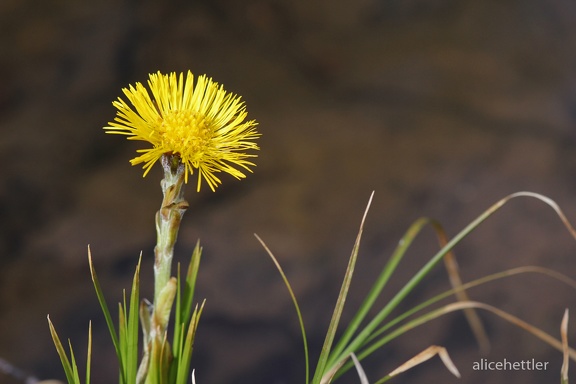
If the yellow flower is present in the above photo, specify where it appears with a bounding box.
[105,71,259,191]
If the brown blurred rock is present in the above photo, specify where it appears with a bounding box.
[2,1,576,383]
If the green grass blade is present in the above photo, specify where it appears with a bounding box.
[88,246,126,384]
[255,234,310,384]
[171,263,184,383]
[173,241,202,361]
[328,217,433,368]
[86,321,92,384]
[119,300,127,357]
[312,192,374,384]
[137,300,152,383]
[147,339,160,384]
[176,301,205,384]
[126,255,142,383]
[68,339,81,384]
[47,316,78,384]
[159,335,171,384]
[170,263,185,382]
[183,241,202,324]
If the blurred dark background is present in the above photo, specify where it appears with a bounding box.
[3,1,576,383]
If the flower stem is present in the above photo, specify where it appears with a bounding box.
[154,154,189,305]
[142,153,189,382]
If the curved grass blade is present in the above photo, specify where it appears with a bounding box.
[88,246,126,384]
[376,345,460,383]
[431,220,490,354]
[255,234,310,384]
[350,353,369,384]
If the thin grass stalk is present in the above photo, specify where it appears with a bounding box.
[68,340,81,384]
[170,264,184,383]
[431,220,490,354]
[126,255,142,383]
[255,234,310,384]
[328,217,432,366]
[176,301,205,384]
[86,321,92,384]
[313,192,374,384]
[350,353,369,384]
[561,309,569,384]
[173,241,202,364]
[88,247,126,384]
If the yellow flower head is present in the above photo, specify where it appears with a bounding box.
[105,71,260,191]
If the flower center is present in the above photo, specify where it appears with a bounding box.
[159,110,212,159]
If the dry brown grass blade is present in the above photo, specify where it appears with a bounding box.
[427,190,576,357]
[562,309,569,384]
[350,353,369,384]
[436,301,576,360]
[431,221,490,354]
[481,266,576,290]
[320,359,346,384]
[444,266,576,300]
[387,345,461,379]
[505,192,576,240]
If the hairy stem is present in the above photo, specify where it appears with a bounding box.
[141,153,189,383]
